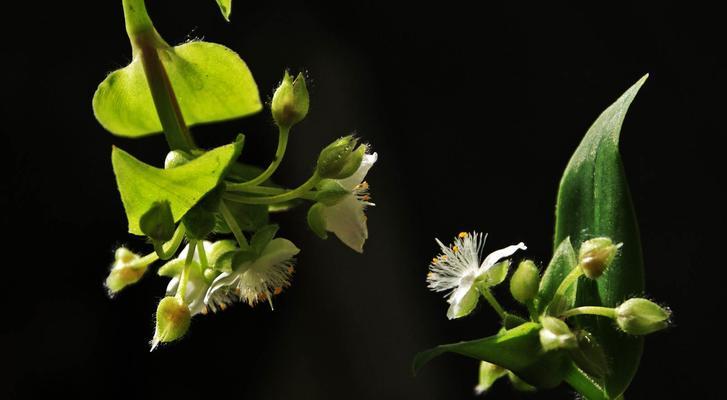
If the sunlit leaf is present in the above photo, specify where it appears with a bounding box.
[216,0,232,21]
[94,41,261,137]
[112,139,242,235]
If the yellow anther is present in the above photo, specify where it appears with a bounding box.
[288,266,295,274]
[219,303,227,311]
[427,272,434,279]
[201,307,208,315]
[458,232,469,238]
[453,245,459,253]
[432,257,439,263]
[441,255,447,260]
[274,287,283,295]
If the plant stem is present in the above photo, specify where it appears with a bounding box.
[152,224,186,260]
[196,241,209,269]
[228,184,318,200]
[480,288,506,319]
[224,173,321,204]
[122,0,196,151]
[564,363,608,400]
[177,239,197,303]
[553,265,584,300]
[219,201,249,248]
[227,126,290,190]
[561,306,616,320]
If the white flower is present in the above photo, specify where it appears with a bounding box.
[320,151,377,253]
[427,232,526,319]
[204,238,299,309]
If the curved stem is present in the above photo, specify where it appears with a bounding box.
[553,265,584,300]
[196,241,209,269]
[224,173,320,204]
[227,184,318,200]
[480,288,506,319]
[227,127,290,190]
[219,201,249,248]
[177,239,197,302]
[152,224,186,260]
[561,306,616,320]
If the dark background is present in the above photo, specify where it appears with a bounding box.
[2,1,722,399]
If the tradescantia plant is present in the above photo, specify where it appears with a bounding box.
[415,75,671,399]
[96,0,377,349]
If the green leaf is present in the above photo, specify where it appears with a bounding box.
[554,74,648,397]
[112,140,242,235]
[214,201,269,233]
[534,237,577,316]
[413,322,569,388]
[139,200,175,241]
[216,0,232,21]
[94,41,260,137]
[250,224,280,254]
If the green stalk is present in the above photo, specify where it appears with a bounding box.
[227,126,290,190]
[122,0,196,151]
[561,306,616,320]
[177,239,197,302]
[480,288,506,319]
[224,173,320,204]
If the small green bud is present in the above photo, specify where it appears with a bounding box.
[333,144,366,180]
[475,361,507,394]
[164,150,194,169]
[182,206,216,240]
[151,296,191,350]
[615,298,671,335]
[271,71,309,129]
[307,203,328,239]
[315,180,350,206]
[316,135,359,179]
[539,316,577,351]
[140,200,175,242]
[509,259,540,304]
[105,247,149,295]
[578,237,621,279]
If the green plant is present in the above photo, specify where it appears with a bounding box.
[95,0,377,349]
[415,75,671,399]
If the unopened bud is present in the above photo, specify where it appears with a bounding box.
[578,237,621,279]
[151,296,191,350]
[615,298,671,335]
[510,260,540,304]
[539,316,577,351]
[105,247,149,294]
[316,136,360,179]
[271,71,309,129]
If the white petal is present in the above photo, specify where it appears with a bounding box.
[321,195,368,253]
[479,242,527,273]
[204,271,237,304]
[255,238,300,267]
[337,152,378,190]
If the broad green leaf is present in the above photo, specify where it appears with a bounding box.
[112,140,242,235]
[534,237,577,315]
[216,0,232,21]
[214,201,269,233]
[554,75,647,398]
[414,322,569,388]
[250,224,280,254]
[94,41,261,137]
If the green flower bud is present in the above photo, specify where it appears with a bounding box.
[475,361,507,394]
[316,135,360,179]
[271,71,309,129]
[509,259,540,304]
[333,144,366,180]
[615,298,671,335]
[140,200,175,242]
[539,316,577,351]
[164,150,193,169]
[105,247,149,295]
[307,202,328,239]
[578,237,621,279]
[151,296,191,350]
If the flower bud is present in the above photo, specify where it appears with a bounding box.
[578,237,621,279]
[615,298,670,335]
[475,361,506,394]
[539,316,577,351]
[164,150,193,169]
[316,135,360,179]
[105,247,149,295]
[151,296,191,350]
[509,259,540,304]
[140,200,175,242]
[271,71,309,129]
[307,202,328,239]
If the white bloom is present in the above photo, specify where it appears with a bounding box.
[320,151,377,253]
[204,238,299,309]
[427,232,526,319]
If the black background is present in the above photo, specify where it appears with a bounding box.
[3,1,722,399]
